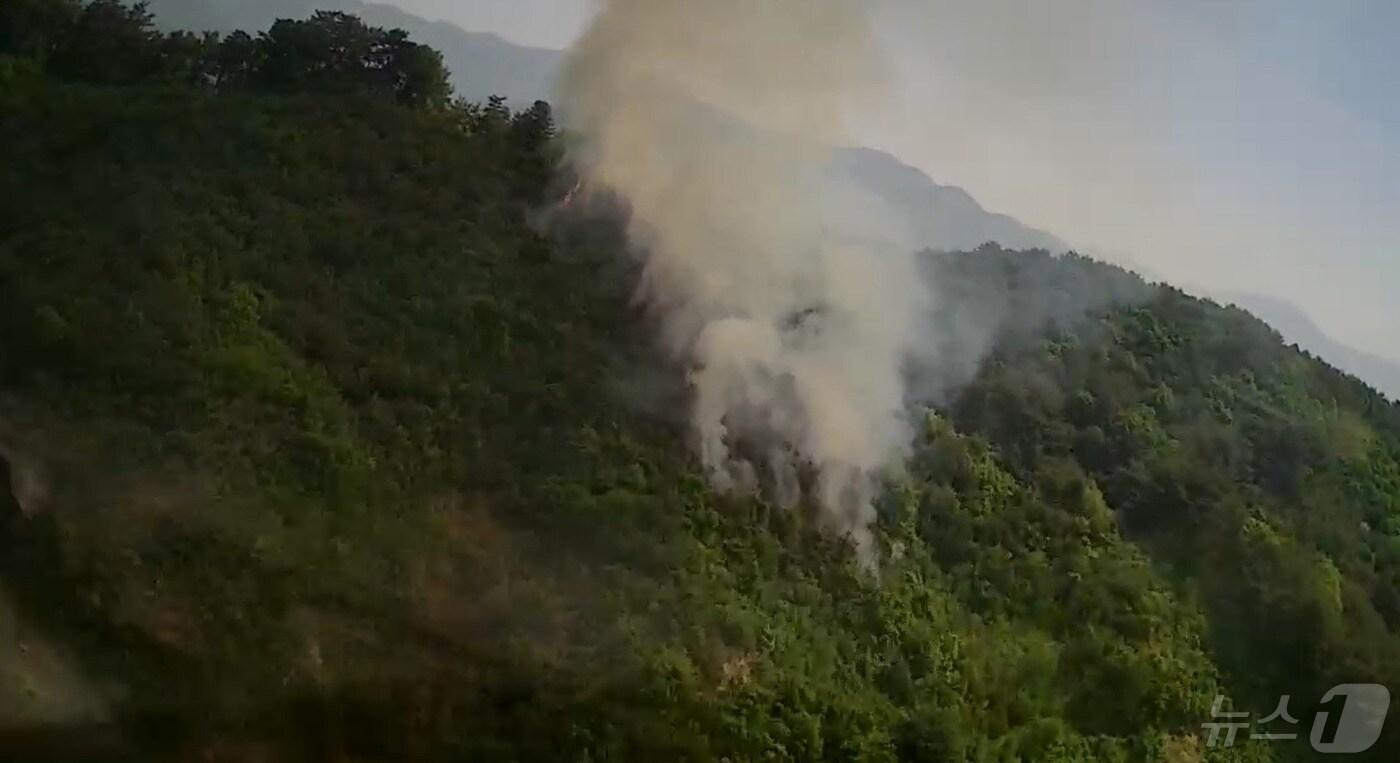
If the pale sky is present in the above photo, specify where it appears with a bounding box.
[390,0,1398,363]
[383,0,596,49]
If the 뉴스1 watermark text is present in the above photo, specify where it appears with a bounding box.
[1204,684,1390,753]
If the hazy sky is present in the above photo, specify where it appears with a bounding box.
[384,0,595,48]
[390,0,1398,361]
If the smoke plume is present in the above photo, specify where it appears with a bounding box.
[560,0,929,555]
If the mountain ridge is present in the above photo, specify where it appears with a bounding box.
[146,0,1400,401]
[1222,291,1400,401]
[146,0,1070,255]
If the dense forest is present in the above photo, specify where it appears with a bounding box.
[2,2,1399,760]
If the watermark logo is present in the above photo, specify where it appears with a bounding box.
[1204,684,1390,753]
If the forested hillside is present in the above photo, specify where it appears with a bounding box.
[142,0,1074,254]
[140,0,565,105]
[1222,293,1400,402]
[1,3,1399,761]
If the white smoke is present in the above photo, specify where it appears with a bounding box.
[560,0,929,557]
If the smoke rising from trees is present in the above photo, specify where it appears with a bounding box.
[559,0,931,554]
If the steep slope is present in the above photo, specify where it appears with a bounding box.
[0,74,1226,763]
[1224,292,1400,402]
[3,5,1400,761]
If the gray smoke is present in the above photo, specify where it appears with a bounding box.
[560,0,931,556]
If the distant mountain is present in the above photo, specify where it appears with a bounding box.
[830,147,1069,253]
[148,0,1400,397]
[1223,292,1400,401]
[147,0,562,104]
[148,1,1068,255]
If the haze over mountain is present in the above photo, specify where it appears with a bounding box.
[1224,292,1400,401]
[147,0,562,104]
[148,0,1398,400]
[829,147,1068,253]
[366,0,1400,386]
[147,0,1066,256]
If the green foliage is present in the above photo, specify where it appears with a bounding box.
[48,0,161,83]
[256,11,452,106]
[4,0,452,106]
[0,0,80,61]
[0,3,1396,761]
[944,250,1400,760]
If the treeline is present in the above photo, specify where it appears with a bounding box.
[2,0,451,106]
[1,0,560,197]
